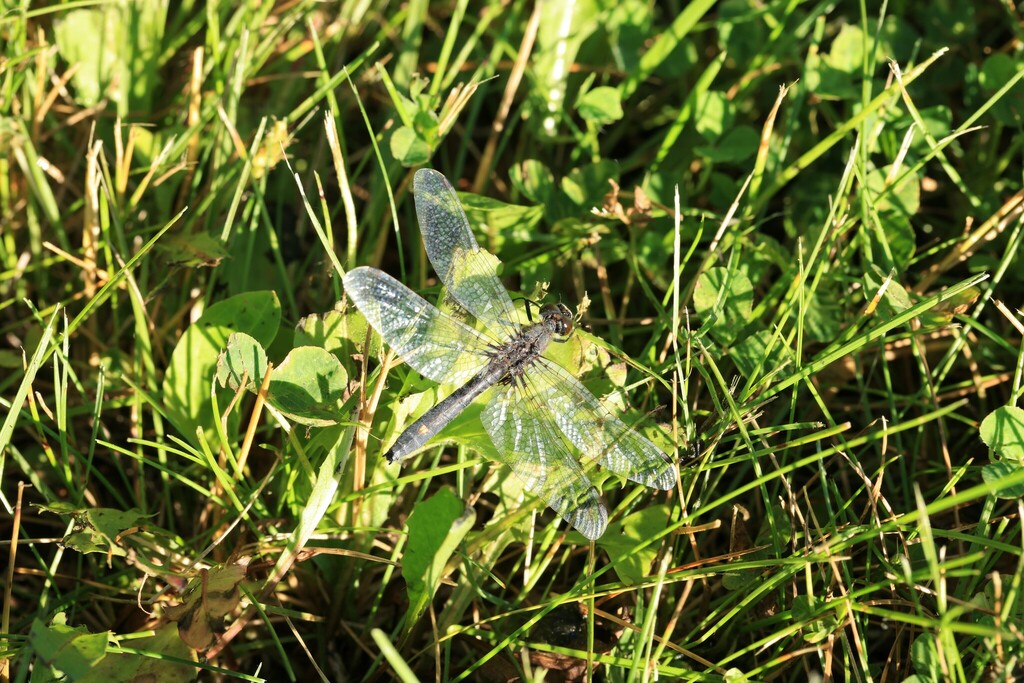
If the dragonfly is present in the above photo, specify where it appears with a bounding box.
[342,169,676,540]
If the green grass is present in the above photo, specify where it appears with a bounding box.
[2,0,1024,681]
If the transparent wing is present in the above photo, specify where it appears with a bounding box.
[527,358,678,490]
[414,169,519,337]
[343,266,493,386]
[444,248,523,340]
[481,381,608,540]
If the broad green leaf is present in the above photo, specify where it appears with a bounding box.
[806,62,859,101]
[910,633,939,680]
[39,505,149,557]
[791,594,841,644]
[693,266,754,346]
[598,505,672,585]
[276,425,360,534]
[724,669,750,683]
[927,286,982,322]
[544,327,609,381]
[296,306,376,355]
[216,332,269,392]
[716,0,767,66]
[695,90,732,140]
[979,53,1024,126]
[438,395,495,460]
[162,291,280,439]
[980,52,1020,86]
[403,489,476,628]
[390,125,431,167]
[511,159,556,205]
[576,86,624,124]
[825,24,866,73]
[602,0,655,73]
[697,125,758,163]
[267,346,349,426]
[872,212,916,270]
[866,167,921,217]
[804,290,843,343]
[865,266,915,316]
[55,8,121,107]
[980,406,1024,462]
[561,160,619,208]
[880,271,914,312]
[981,462,1024,499]
[740,233,790,282]
[911,105,954,154]
[635,224,676,290]
[971,581,999,629]
[731,329,790,380]
[60,529,122,558]
[29,615,109,679]
[483,464,538,541]
[413,108,440,143]
[53,0,167,115]
[791,595,816,621]
[79,624,196,682]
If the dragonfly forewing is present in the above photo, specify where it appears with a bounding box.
[342,266,493,386]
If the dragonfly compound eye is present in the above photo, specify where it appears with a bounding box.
[541,303,574,337]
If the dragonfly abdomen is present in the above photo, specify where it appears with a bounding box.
[385,361,507,463]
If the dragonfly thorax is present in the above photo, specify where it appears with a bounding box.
[493,323,556,382]
[491,304,573,384]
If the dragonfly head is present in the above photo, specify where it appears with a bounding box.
[540,302,574,337]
